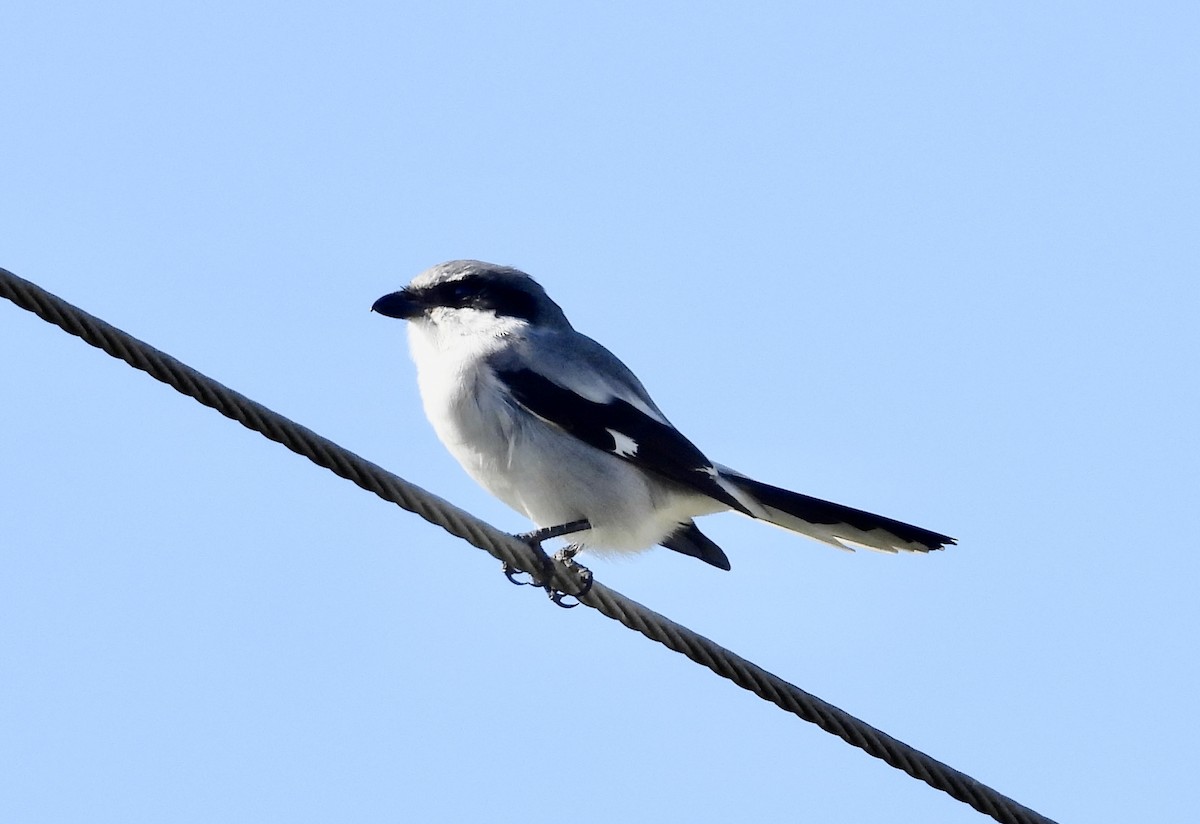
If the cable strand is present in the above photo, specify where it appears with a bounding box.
[1,266,1057,824]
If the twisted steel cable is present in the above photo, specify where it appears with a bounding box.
[1,266,1057,824]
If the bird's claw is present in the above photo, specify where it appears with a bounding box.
[501,560,534,586]
[501,555,552,589]
[502,529,593,608]
[547,566,593,608]
[549,589,581,608]
[546,546,593,608]
[501,527,559,588]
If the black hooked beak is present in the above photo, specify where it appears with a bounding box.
[371,288,422,319]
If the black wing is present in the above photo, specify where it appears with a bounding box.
[495,367,752,515]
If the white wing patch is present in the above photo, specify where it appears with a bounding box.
[606,428,640,457]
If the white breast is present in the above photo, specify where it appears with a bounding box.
[408,319,530,514]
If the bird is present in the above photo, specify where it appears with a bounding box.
[372,260,954,573]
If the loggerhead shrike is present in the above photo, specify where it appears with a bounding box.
[373,260,954,573]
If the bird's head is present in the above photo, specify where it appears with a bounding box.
[372,260,570,341]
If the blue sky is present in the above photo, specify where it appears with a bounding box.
[3,3,1197,822]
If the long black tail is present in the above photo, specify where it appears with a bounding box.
[727,474,956,554]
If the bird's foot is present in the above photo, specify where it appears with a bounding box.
[501,520,592,608]
[547,545,594,608]
[501,554,553,589]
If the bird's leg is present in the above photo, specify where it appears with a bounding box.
[502,519,591,592]
[517,520,592,546]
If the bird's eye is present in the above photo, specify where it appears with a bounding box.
[452,282,473,302]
